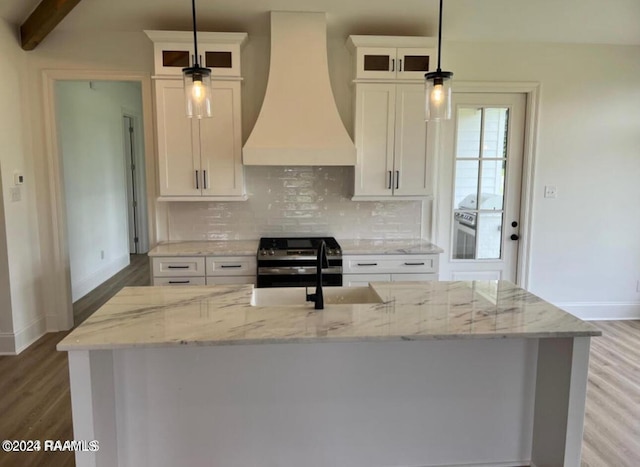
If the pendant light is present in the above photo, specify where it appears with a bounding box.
[183,0,212,118]
[425,0,453,121]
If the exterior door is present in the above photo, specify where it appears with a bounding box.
[436,93,526,282]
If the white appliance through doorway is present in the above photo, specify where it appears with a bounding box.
[436,92,527,282]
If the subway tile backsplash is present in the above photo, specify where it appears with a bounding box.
[167,167,423,241]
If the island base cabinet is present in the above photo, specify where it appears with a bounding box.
[67,337,592,467]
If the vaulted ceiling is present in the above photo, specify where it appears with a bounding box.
[2,0,639,48]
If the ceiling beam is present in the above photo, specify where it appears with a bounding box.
[20,0,83,51]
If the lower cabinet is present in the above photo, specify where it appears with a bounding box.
[343,254,439,287]
[151,256,256,286]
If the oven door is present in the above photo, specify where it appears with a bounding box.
[257,265,342,288]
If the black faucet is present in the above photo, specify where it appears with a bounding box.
[306,240,329,310]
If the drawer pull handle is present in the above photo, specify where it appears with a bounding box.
[167,265,190,269]
[404,262,425,266]
[357,263,378,266]
[221,265,242,268]
[168,280,190,284]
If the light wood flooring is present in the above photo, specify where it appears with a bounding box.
[0,266,638,466]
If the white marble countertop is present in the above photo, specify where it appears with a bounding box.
[338,238,443,255]
[58,281,600,351]
[148,239,442,257]
[148,240,258,256]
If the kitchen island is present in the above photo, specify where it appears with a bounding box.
[58,281,600,467]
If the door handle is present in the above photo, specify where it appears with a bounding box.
[391,59,395,72]
[388,171,392,190]
[195,170,199,190]
[167,265,190,269]
[357,263,378,266]
[399,59,403,72]
[221,264,242,268]
[395,170,400,190]
[510,234,520,241]
[404,262,425,266]
[203,170,207,189]
[168,280,191,284]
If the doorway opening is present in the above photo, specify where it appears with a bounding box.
[54,80,149,303]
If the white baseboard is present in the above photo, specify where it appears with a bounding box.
[0,331,16,355]
[557,301,640,321]
[72,254,130,302]
[0,316,47,355]
[15,317,47,353]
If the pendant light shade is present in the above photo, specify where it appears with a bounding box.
[425,0,453,121]
[183,0,212,118]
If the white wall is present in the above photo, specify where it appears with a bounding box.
[445,41,640,318]
[0,19,45,353]
[55,81,143,301]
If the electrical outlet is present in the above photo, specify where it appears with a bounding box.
[544,185,557,199]
[100,250,105,260]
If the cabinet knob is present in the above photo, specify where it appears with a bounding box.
[510,234,520,241]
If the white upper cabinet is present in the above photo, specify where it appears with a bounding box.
[145,31,247,78]
[347,36,437,81]
[349,35,435,200]
[155,80,245,200]
[148,31,247,201]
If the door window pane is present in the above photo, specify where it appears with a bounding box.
[454,160,479,208]
[482,108,509,158]
[455,108,482,157]
[453,213,476,259]
[480,160,505,210]
[476,213,503,259]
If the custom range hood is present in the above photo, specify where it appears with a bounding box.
[243,12,356,166]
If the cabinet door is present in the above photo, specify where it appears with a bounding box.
[202,43,241,77]
[355,47,398,80]
[155,80,201,196]
[393,84,431,196]
[396,47,436,80]
[199,81,245,197]
[154,44,194,76]
[354,84,396,197]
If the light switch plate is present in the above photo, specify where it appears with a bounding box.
[544,185,557,199]
[10,187,21,202]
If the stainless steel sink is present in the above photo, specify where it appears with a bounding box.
[250,287,383,307]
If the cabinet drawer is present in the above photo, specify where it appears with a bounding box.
[206,256,257,276]
[344,255,438,274]
[206,275,256,286]
[391,273,438,282]
[152,257,206,277]
[153,276,206,286]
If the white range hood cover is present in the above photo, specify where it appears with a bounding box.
[243,12,356,166]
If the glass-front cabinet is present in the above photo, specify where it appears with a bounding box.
[347,36,437,80]
[145,31,247,77]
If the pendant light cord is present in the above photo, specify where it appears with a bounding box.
[436,0,443,72]
[191,0,199,66]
